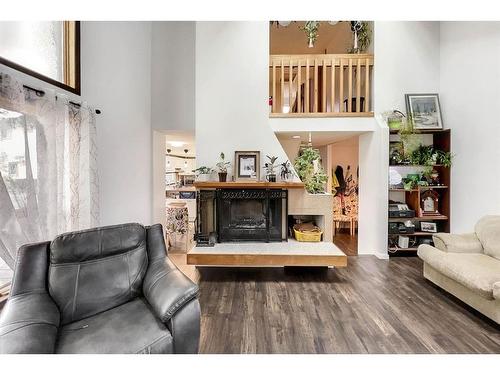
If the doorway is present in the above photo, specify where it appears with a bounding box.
[277,131,360,255]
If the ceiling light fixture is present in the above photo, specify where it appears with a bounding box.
[278,21,291,27]
[168,141,185,148]
[292,135,301,139]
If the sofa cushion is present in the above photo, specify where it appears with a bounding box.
[475,215,500,261]
[56,298,173,354]
[48,223,148,324]
[418,245,500,300]
[494,282,500,300]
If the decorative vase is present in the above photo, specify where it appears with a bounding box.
[218,172,227,182]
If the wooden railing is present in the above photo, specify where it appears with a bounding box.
[269,54,374,117]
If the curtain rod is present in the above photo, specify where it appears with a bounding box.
[22,84,102,114]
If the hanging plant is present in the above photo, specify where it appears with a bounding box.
[294,147,328,194]
[301,21,320,48]
[348,21,372,53]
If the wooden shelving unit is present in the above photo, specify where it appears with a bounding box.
[388,129,451,255]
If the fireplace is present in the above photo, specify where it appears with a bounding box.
[216,189,287,242]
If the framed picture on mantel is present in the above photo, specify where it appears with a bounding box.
[234,151,260,181]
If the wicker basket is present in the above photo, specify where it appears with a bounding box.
[293,227,323,242]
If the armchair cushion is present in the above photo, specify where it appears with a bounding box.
[48,223,148,324]
[143,257,199,323]
[432,233,483,254]
[475,215,500,260]
[418,244,500,299]
[0,292,60,353]
[56,298,173,354]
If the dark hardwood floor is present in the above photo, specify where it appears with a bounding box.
[333,231,358,255]
[197,256,500,353]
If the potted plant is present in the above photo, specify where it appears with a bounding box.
[348,21,372,53]
[301,21,320,48]
[264,155,279,182]
[193,166,213,182]
[215,152,230,182]
[280,160,295,181]
[294,147,328,194]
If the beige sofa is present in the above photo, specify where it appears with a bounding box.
[417,215,500,324]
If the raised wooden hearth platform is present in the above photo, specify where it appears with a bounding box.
[187,240,347,267]
[193,181,305,189]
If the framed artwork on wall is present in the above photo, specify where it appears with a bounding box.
[405,93,443,130]
[234,151,260,181]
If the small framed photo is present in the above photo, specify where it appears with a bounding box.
[234,151,260,181]
[405,94,443,130]
[420,222,437,233]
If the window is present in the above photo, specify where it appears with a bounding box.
[0,21,80,95]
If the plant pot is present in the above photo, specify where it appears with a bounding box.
[196,173,210,182]
[218,172,227,182]
[267,174,277,183]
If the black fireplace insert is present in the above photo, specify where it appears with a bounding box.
[196,188,288,244]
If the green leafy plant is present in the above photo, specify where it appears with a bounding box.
[215,152,230,173]
[399,116,423,159]
[435,150,453,167]
[264,155,279,175]
[348,21,372,53]
[193,166,213,175]
[294,147,328,194]
[402,174,427,191]
[300,21,320,47]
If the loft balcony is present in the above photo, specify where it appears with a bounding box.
[269,53,374,118]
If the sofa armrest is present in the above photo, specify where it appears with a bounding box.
[0,292,60,353]
[432,233,483,253]
[494,282,500,300]
[143,257,199,323]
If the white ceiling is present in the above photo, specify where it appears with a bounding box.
[275,131,362,147]
[164,131,196,157]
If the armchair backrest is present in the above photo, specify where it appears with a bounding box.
[48,223,149,324]
[475,215,500,261]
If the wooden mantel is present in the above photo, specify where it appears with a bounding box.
[193,181,305,189]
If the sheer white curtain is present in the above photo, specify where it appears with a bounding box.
[0,73,99,271]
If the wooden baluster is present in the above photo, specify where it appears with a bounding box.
[281,59,284,113]
[348,58,353,113]
[322,58,326,112]
[330,58,335,113]
[356,58,361,113]
[305,58,310,113]
[272,60,276,113]
[365,57,370,113]
[297,59,302,113]
[339,58,344,112]
[314,59,318,113]
[289,59,293,113]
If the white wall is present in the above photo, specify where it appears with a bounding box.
[195,22,290,177]
[151,22,195,132]
[366,22,441,257]
[374,22,441,112]
[440,22,500,232]
[81,21,153,226]
[152,130,166,226]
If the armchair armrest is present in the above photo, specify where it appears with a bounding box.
[143,257,199,323]
[0,292,60,353]
[432,233,483,253]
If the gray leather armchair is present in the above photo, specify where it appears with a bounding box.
[0,223,200,354]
